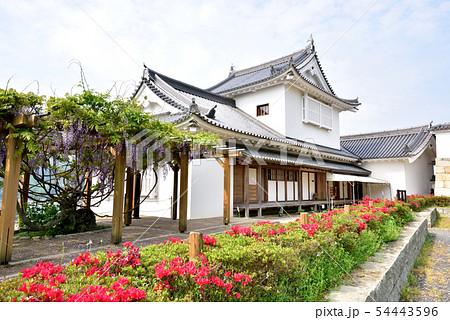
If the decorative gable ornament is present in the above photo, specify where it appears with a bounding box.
[189,98,200,114]
[306,34,315,54]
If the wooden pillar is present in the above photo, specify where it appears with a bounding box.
[179,152,189,233]
[172,165,179,220]
[124,167,133,226]
[244,164,249,218]
[20,170,30,211]
[133,171,141,219]
[189,231,203,261]
[223,157,231,224]
[257,165,262,217]
[83,172,92,209]
[284,170,287,203]
[0,132,23,264]
[111,145,126,244]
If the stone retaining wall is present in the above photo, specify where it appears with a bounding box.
[436,207,450,217]
[327,208,436,302]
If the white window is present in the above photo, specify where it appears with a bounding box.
[303,96,333,130]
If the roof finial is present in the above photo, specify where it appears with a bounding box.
[142,63,149,80]
[206,105,217,119]
[229,63,235,76]
[189,98,200,114]
[270,65,276,75]
[289,56,294,66]
[306,34,315,54]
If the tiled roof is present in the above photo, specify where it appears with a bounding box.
[341,126,433,160]
[206,47,360,107]
[241,146,370,176]
[136,67,359,161]
[207,50,310,94]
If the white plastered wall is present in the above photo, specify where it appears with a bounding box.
[361,160,406,199]
[405,150,434,195]
[233,85,286,136]
[284,85,341,149]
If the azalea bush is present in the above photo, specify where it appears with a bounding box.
[406,194,450,211]
[2,242,145,302]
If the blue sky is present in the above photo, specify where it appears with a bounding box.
[1,0,449,135]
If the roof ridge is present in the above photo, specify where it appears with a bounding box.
[341,124,429,140]
[233,49,307,77]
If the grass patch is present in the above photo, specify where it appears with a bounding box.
[434,216,450,229]
[400,234,434,302]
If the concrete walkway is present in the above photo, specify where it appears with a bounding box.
[0,214,300,280]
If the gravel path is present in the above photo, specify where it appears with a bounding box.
[410,227,450,302]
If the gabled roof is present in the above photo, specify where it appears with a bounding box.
[132,67,359,162]
[206,37,360,107]
[340,125,433,160]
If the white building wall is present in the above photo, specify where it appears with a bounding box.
[93,166,174,218]
[284,86,341,149]
[233,84,341,150]
[361,160,406,199]
[405,151,434,195]
[233,86,286,136]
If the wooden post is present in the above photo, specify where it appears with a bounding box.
[0,131,23,264]
[20,170,30,211]
[257,165,262,217]
[83,172,92,209]
[133,171,141,219]
[300,212,309,225]
[298,169,302,206]
[179,152,189,233]
[344,204,350,215]
[124,167,133,226]
[368,200,373,207]
[189,231,203,261]
[284,170,287,202]
[244,164,249,218]
[223,156,231,224]
[393,196,397,202]
[111,145,126,244]
[172,164,179,220]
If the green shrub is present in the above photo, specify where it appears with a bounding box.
[377,216,402,242]
[19,202,60,229]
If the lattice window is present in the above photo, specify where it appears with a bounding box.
[303,96,333,130]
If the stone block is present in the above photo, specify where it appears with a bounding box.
[435,180,444,188]
[435,166,445,173]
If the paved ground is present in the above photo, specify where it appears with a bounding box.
[410,227,450,302]
[0,214,300,280]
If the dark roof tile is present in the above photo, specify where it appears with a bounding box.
[341,126,433,159]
